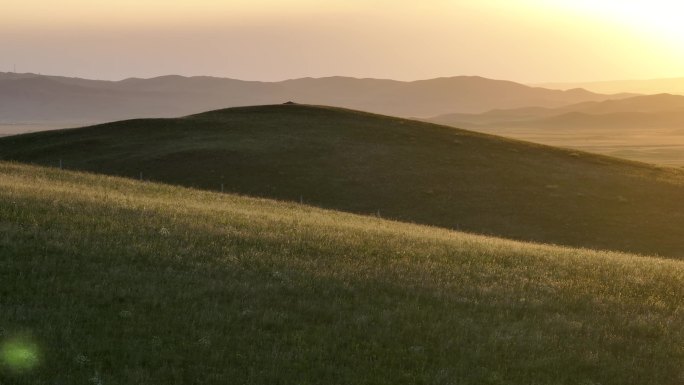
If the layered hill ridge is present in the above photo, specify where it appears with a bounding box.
[427,94,684,166]
[2,104,684,258]
[429,93,684,128]
[536,77,684,95]
[0,72,630,133]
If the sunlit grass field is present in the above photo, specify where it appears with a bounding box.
[1,162,682,384]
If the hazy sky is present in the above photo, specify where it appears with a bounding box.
[2,0,684,82]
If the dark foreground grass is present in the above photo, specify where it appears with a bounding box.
[1,162,682,385]
[2,104,684,259]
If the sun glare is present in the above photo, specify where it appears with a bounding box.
[549,0,684,45]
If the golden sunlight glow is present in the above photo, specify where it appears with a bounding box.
[2,0,683,81]
[7,0,684,40]
[547,0,684,45]
[2,0,350,27]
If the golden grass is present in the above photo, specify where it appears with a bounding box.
[1,162,682,384]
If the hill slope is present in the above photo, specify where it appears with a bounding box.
[0,72,628,132]
[1,162,682,385]
[2,104,684,258]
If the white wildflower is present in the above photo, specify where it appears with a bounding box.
[89,371,103,385]
[151,336,162,347]
[198,336,211,347]
[118,310,132,319]
[74,353,89,366]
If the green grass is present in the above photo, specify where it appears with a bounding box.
[1,162,683,384]
[2,104,684,259]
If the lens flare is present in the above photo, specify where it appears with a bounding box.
[0,338,40,373]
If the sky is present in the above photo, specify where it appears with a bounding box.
[2,0,684,82]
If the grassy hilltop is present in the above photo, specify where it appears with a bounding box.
[1,162,682,384]
[2,104,684,258]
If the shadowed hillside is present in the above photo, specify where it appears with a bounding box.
[1,162,682,384]
[2,104,684,258]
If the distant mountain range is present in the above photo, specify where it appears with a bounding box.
[429,94,684,130]
[536,78,684,96]
[0,72,631,129]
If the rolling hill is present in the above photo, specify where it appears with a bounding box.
[1,162,682,384]
[0,72,629,134]
[3,104,684,259]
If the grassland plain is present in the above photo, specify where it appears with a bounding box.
[0,162,682,385]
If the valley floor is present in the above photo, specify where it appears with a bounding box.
[470,125,684,167]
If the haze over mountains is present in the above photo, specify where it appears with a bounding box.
[429,94,684,166]
[429,94,684,129]
[537,78,684,96]
[0,72,630,134]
